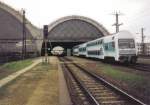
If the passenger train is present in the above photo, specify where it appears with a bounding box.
[73,30,138,63]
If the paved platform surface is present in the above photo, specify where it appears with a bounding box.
[57,58,72,105]
[0,57,72,105]
[49,57,72,105]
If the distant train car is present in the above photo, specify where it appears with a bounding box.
[73,30,138,63]
[73,45,79,56]
[78,43,87,57]
[86,38,104,59]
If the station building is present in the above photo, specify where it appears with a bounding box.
[0,1,109,61]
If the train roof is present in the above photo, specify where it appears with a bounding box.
[87,30,134,43]
[72,30,134,48]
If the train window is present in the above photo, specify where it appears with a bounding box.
[98,51,100,55]
[112,37,115,40]
[112,42,115,48]
[129,41,135,48]
[97,41,99,45]
[110,42,115,51]
[87,43,91,47]
[100,40,102,44]
[105,44,108,50]
[118,39,135,49]
[101,39,104,44]
[97,40,102,45]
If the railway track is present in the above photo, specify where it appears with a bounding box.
[59,57,146,105]
[128,63,150,72]
[71,57,150,72]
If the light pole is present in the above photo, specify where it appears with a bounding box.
[21,9,26,60]
[43,25,49,63]
[141,28,145,55]
[112,11,123,33]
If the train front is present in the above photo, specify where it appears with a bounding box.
[117,31,138,63]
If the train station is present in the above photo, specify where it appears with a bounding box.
[0,1,150,105]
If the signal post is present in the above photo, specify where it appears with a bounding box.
[43,25,49,63]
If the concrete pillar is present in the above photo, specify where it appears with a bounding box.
[67,49,71,56]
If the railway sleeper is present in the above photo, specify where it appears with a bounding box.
[100,100,126,105]
[96,96,122,102]
[89,89,111,93]
[85,85,104,88]
[83,101,91,105]
[82,80,96,82]
[92,91,116,97]
[84,82,101,85]
[93,93,114,97]
[88,87,105,90]
[89,88,110,92]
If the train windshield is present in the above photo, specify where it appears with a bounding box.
[118,39,135,49]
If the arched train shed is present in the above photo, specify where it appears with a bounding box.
[0,2,110,57]
[0,2,41,62]
[41,15,110,55]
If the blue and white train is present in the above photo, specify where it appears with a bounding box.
[73,30,138,63]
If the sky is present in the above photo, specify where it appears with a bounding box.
[1,0,150,42]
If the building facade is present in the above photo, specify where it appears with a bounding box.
[137,43,150,55]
